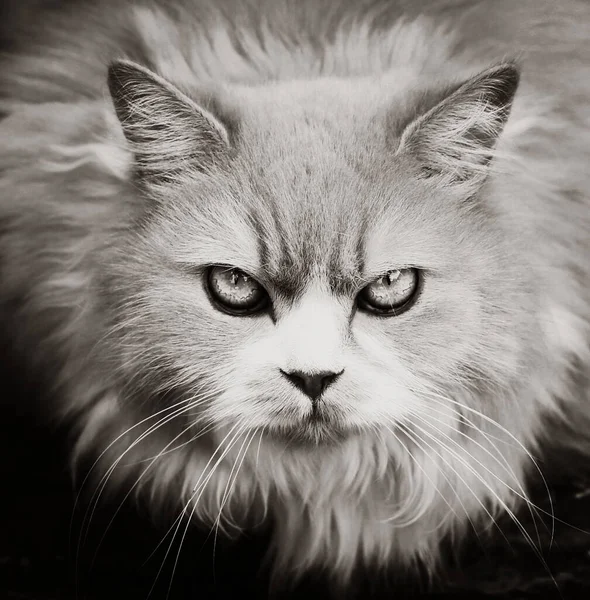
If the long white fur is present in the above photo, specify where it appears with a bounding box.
[0,0,589,587]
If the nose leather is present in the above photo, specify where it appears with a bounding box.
[281,369,343,401]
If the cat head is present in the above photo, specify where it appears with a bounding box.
[102,59,533,449]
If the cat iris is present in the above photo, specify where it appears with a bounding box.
[206,265,420,316]
[206,266,270,315]
[357,268,420,315]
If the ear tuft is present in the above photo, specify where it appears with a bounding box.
[396,63,520,190]
[107,60,229,184]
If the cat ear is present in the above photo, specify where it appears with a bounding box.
[396,63,520,191]
[107,60,229,184]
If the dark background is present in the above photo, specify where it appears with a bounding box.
[1,1,590,598]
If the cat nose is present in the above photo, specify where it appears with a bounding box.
[280,369,343,401]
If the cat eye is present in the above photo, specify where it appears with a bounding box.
[206,266,269,315]
[357,268,420,315]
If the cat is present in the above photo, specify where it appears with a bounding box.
[0,0,589,589]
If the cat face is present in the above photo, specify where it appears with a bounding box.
[103,61,533,448]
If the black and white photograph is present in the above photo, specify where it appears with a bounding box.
[1,1,590,598]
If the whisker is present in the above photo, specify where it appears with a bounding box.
[417,386,557,545]
[163,421,254,600]
[403,417,558,588]
[409,406,545,548]
[88,416,219,569]
[80,392,212,538]
[142,419,248,568]
[210,428,259,582]
[143,420,251,598]
[76,386,224,574]
[374,419,459,528]
[74,393,203,573]
[394,419,514,549]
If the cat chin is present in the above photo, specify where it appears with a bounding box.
[255,402,366,447]
[265,419,355,447]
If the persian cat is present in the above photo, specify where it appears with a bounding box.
[1,0,589,587]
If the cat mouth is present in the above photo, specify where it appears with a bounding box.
[304,407,331,427]
[270,405,352,445]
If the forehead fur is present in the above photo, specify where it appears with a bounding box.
[161,75,491,297]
